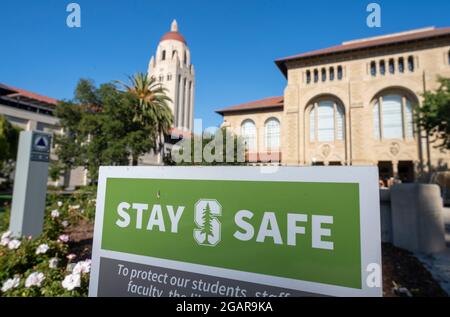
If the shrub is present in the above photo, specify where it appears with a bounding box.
[0,187,96,297]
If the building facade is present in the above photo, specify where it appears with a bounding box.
[217,27,450,182]
[148,20,195,132]
[0,84,87,187]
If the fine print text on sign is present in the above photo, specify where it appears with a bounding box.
[88,166,382,297]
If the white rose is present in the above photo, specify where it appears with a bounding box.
[58,234,70,243]
[62,273,81,291]
[51,209,60,219]
[1,237,10,246]
[73,259,92,274]
[7,239,21,250]
[25,272,45,288]
[1,231,11,240]
[35,244,49,255]
[57,201,63,207]
[49,258,59,269]
[1,277,20,292]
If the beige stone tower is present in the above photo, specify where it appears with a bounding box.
[148,20,195,132]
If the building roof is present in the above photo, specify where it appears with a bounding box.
[275,26,450,76]
[0,83,58,106]
[216,96,283,115]
[0,83,16,96]
[161,31,186,44]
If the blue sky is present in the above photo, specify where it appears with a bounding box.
[1,0,449,129]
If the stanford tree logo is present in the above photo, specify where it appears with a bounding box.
[194,199,221,246]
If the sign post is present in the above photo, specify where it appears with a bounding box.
[89,166,382,297]
[9,131,52,238]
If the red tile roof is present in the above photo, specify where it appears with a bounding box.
[275,26,450,76]
[0,83,58,105]
[161,31,187,44]
[216,96,283,115]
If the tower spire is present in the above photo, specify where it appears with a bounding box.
[171,19,178,32]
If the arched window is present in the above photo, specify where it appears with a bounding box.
[306,70,311,84]
[408,56,414,72]
[329,67,335,81]
[265,118,280,151]
[172,50,177,58]
[184,51,187,65]
[389,59,395,74]
[314,69,319,83]
[159,75,164,82]
[380,60,386,75]
[398,57,405,73]
[167,74,172,81]
[321,68,326,82]
[337,66,343,80]
[162,50,166,60]
[308,99,345,142]
[241,120,257,151]
[373,94,415,140]
[448,50,450,65]
[370,61,377,76]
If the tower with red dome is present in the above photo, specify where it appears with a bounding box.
[148,20,195,132]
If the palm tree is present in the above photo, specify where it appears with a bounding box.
[116,72,174,164]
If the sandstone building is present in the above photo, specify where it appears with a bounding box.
[148,20,195,132]
[217,27,450,182]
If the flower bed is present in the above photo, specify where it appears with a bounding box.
[0,187,96,297]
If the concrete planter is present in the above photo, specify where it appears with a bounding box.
[391,183,445,254]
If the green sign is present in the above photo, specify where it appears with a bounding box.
[89,167,382,297]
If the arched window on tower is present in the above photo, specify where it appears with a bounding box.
[162,50,166,61]
[167,74,172,81]
[172,50,177,58]
[184,51,187,65]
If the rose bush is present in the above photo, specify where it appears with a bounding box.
[0,187,96,297]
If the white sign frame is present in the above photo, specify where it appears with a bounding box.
[88,166,382,297]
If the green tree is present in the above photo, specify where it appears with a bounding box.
[0,115,20,185]
[201,203,214,244]
[55,77,171,181]
[416,77,450,150]
[0,115,20,163]
[115,73,173,164]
